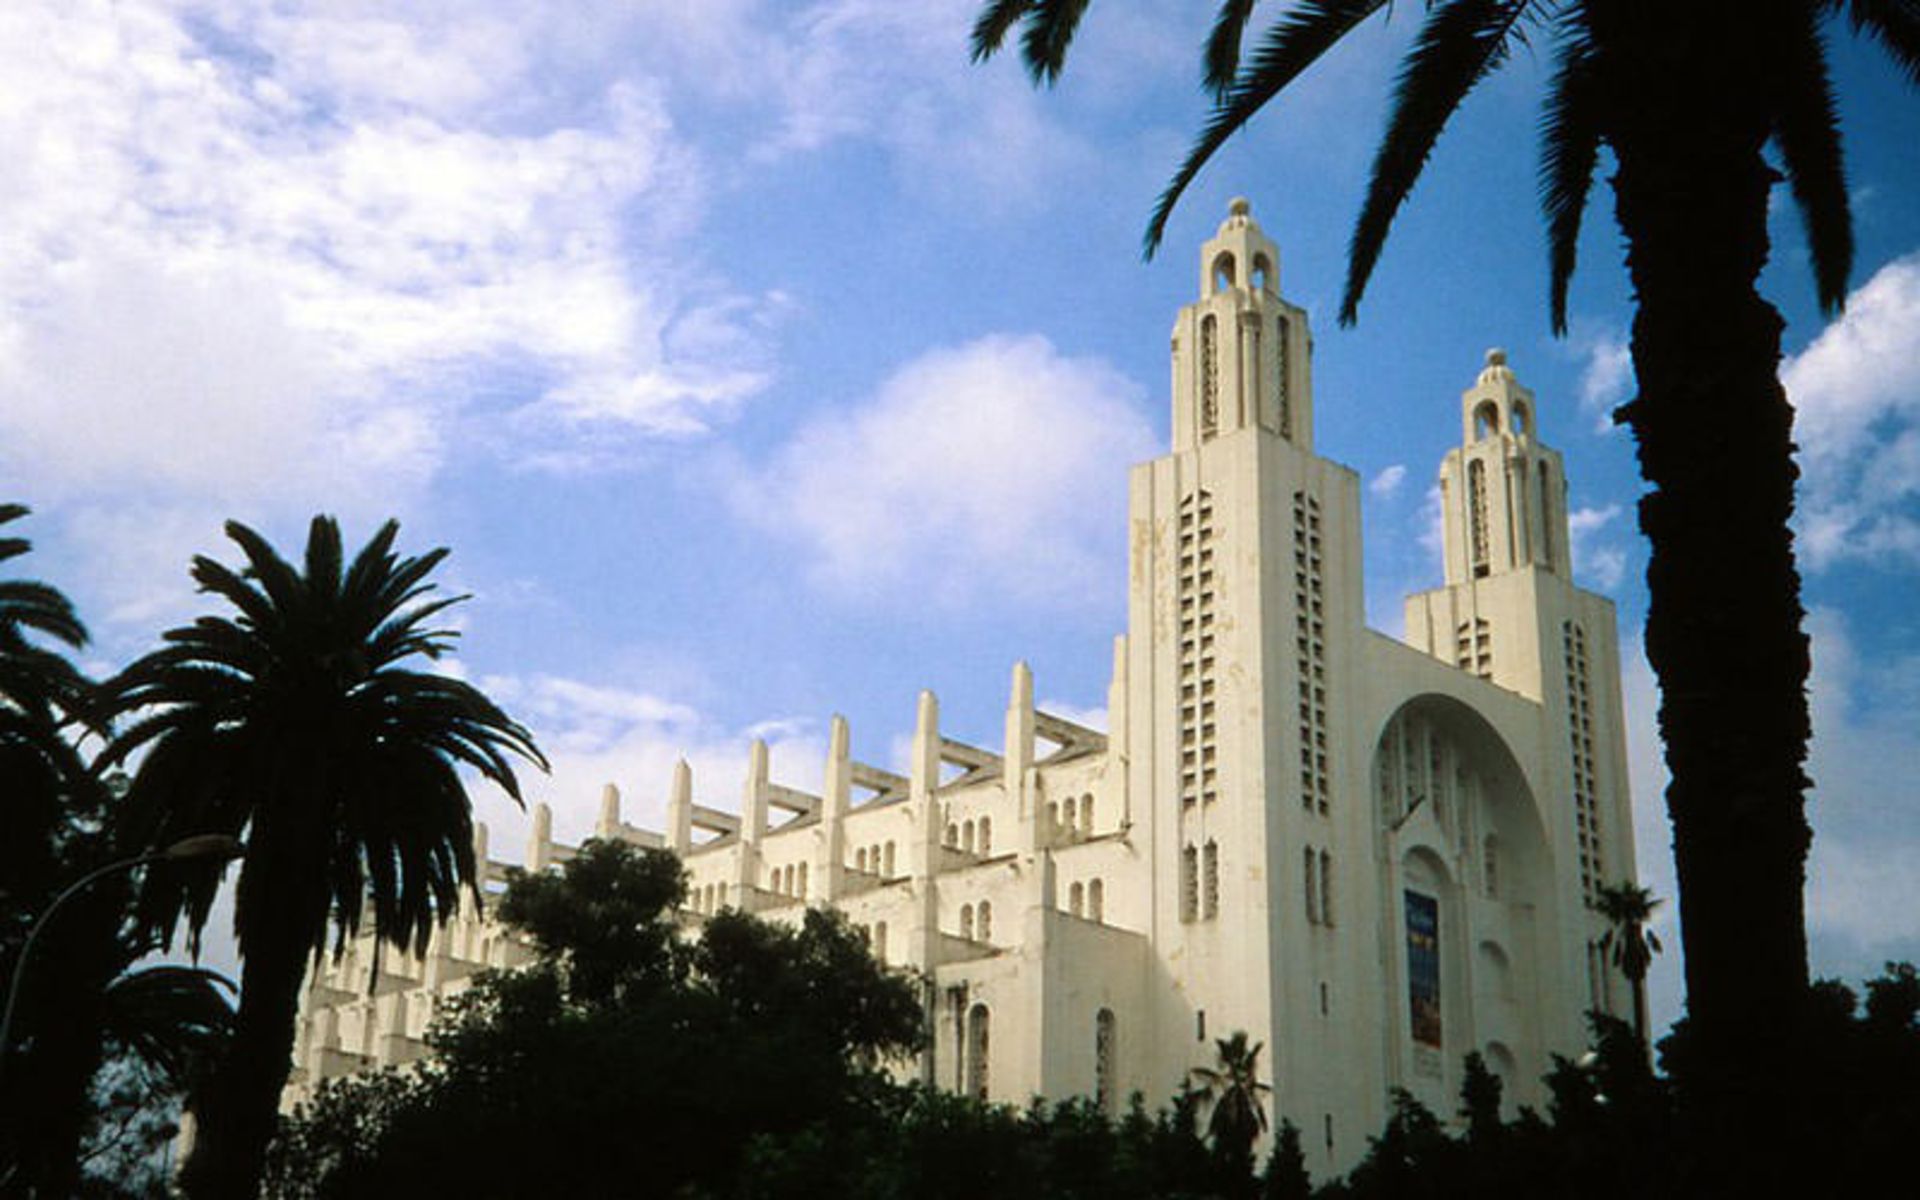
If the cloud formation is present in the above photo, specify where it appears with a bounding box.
[735,334,1155,610]
[1783,252,1920,571]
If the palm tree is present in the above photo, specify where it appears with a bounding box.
[103,516,546,1199]
[0,502,124,1195]
[975,2,1920,1181]
[1595,880,1664,1050]
[1192,1031,1272,1195]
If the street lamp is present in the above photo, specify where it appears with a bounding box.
[0,834,244,1084]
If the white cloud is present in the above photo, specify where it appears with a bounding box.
[1368,463,1407,498]
[1567,503,1627,591]
[0,2,793,638]
[734,333,1155,609]
[1575,329,1632,433]
[1783,252,1920,571]
[474,671,828,857]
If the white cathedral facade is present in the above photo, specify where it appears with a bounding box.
[286,199,1638,1176]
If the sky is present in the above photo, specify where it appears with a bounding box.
[6,1,1920,1042]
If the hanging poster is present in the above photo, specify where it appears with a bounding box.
[1406,890,1441,1049]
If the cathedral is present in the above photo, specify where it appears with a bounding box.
[285,199,1638,1176]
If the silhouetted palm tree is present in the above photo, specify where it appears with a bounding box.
[975,4,1920,1183]
[104,516,546,1199]
[1596,881,1664,1050]
[1193,1030,1271,1194]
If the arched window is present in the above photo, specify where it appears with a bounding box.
[1094,1008,1117,1114]
[1062,797,1077,835]
[963,820,976,854]
[979,816,992,855]
[1048,802,1060,837]
[855,847,868,873]
[1212,251,1236,294]
[1069,881,1085,917]
[1512,402,1529,435]
[1203,840,1220,919]
[960,904,975,941]
[1089,878,1105,923]
[1182,845,1199,922]
[797,861,808,900]
[978,900,993,943]
[883,841,896,877]
[967,1004,991,1100]
[1473,401,1500,440]
[946,822,958,847]
[1081,794,1095,834]
[873,921,887,963]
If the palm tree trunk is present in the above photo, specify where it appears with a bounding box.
[178,904,308,1199]
[1602,12,1814,1191]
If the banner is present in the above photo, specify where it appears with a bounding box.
[1406,890,1441,1049]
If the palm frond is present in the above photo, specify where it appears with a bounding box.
[1342,0,1536,325]
[304,515,344,608]
[1020,0,1095,85]
[971,0,1037,61]
[1773,17,1853,314]
[1539,18,1604,335]
[1205,0,1261,100]
[1840,0,1920,85]
[1145,0,1392,257]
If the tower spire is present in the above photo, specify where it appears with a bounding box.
[1170,198,1312,451]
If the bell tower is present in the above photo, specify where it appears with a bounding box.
[1171,198,1314,451]
[1438,349,1570,586]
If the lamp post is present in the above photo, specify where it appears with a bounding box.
[0,834,243,1085]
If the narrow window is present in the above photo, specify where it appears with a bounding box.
[855,847,867,873]
[1203,840,1220,920]
[883,841,896,878]
[1197,1009,1207,1042]
[1538,460,1555,569]
[1319,981,1330,1016]
[946,823,958,847]
[1304,847,1319,924]
[1081,794,1095,834]
[1484,836,1500,899]
[873,921,888,963]
[797,861,808,900]
[1200,315,1220,435]
[1095,1009,1117,1114]
[1069,881,1085,918]
[963,820,976,854]
[1062,797,1077,835]
[1089,878,1105,923]
[1469,459,1490,576]
[979,901,993,943]
[978,817,992,855]
[1182,845,1199,922]
[960,904,974,941]
[967,1004,991,1100]
[1319,849,1333,926]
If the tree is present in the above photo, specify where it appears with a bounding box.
[2,505,237,1196]
[1192,1031,1272,1197]
[1594,881,1663,1049]
[267,839,926,1199]
[103,516,545,1199]
[974,1,1920,1184]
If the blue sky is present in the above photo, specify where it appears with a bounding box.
[7,1,1920,1039]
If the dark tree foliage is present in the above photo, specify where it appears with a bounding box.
[265,839,924,1199]
[1,504,235,1197]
